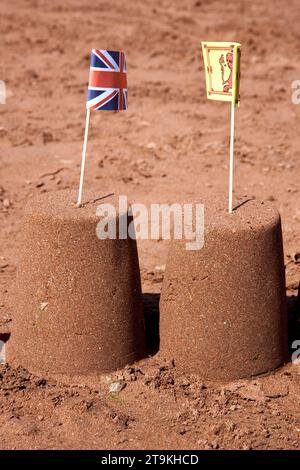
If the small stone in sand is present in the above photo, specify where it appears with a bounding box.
[109,381,126,394]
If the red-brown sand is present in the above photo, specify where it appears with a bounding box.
[0,0,300,450]
[7,190,145,377]
[160,197,288,381]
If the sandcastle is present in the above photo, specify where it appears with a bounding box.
[6,192,289,383]
[7,190,145,377]
[4,43,290,384]
[160,196,288,381]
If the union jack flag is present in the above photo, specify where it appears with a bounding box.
[86,49,127,111]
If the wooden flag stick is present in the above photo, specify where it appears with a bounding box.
[77,108,91,207]
[228,100,235,213]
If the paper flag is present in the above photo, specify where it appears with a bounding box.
[201,42,241,107]
[86,49,127,111]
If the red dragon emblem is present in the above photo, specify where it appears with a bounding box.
[219,52,233,93]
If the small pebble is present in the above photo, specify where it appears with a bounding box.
[109,381,126,394]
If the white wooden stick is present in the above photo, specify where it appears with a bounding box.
[228,100,235,213]
[77,108,91,206]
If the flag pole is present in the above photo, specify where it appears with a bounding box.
[77,108,91,207]
[228,99,235,213]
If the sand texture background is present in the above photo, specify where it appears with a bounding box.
[0,0,300,450]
